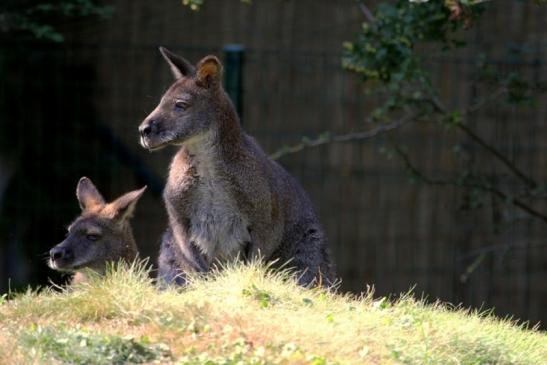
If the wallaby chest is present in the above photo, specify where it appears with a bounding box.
[164,147,250,262]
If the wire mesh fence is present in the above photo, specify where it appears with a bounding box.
[0,0,545,326]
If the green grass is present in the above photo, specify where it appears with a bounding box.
[0,261,545,365]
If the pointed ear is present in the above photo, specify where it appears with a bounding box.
[196,55,222,88]
[159,47,195,80]
[76,177,105,211]
[107,186,147,221]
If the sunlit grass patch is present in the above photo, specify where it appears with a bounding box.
[20,325,171,365]
[1,260,545,364]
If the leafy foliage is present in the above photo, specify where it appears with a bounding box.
[0,0,113,42]
[338,0,547,230]
[342,1,462,84]
[182,0,204,11]
[341,0,483,123]
[182,0,251,11]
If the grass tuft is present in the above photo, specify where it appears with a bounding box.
[1,260,545,364]
[20,325,171,365]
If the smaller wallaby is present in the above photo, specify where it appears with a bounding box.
[48,177,146,283]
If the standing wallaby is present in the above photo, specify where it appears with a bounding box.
[48,177,146,283]
[139,47,334,286]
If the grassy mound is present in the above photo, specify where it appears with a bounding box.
[0,261,545,364]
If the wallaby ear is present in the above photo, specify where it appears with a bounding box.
[196,55,222,88]
[159,46,195,80]
[76,177,106,211]
[106,186,147,221]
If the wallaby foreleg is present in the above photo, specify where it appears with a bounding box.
[291,228,334,288]
[158,228,209,286]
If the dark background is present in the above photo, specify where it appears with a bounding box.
[0,0,545,327]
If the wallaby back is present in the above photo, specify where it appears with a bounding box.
[48,177,146,283]
[139,48,335,286]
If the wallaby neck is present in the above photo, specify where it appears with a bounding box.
[181,97,244,163]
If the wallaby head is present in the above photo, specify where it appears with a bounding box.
[139,47,235,151]
[48,177,146,275]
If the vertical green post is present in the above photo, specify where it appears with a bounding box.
[223,44,245,123]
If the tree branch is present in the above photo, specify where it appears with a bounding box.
[270,113,415,160]
[458,240,547,262]
[465,87,507,115]
[454,122,537,189]
[357,1,375,23]
[426,89,537,190]
[394,146,547,224]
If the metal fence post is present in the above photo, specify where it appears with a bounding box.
[223,44,245,123]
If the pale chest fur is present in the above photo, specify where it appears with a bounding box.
[165,140,250,263]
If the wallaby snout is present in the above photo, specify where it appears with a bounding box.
[49,243,74,269]
[139,119,155,137]
[139,117,162,150]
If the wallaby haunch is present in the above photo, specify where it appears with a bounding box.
[48,177,146,283]
[139,47,335,286]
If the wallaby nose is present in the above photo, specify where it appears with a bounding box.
[50,246,73,261]
[139,120,156,137]
[140,124,152,137]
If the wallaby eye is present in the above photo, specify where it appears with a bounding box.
[175,99,190,110]
[86,234,100,242]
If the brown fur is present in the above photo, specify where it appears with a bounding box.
[139,48,335,286]
[48,177,146,283]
